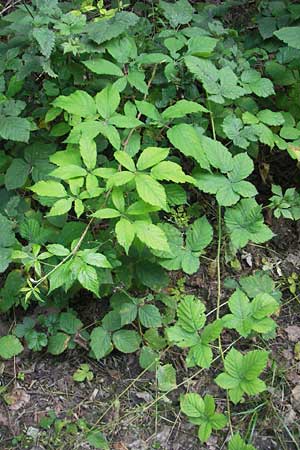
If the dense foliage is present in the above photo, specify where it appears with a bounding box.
[0,0,300,448]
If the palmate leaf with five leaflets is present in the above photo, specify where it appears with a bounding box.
[194,153,257,206]
[222,289,279,337]
[152,217,213,275]
[181,393,227,442]
[228,433,256,450]
[215,348,269,404]
[225,198,274,249]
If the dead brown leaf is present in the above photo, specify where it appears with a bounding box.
[4,387,30,411]
[285,326,300,342]
[292,384,300,412]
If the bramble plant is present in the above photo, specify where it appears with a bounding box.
[0,0,299,448]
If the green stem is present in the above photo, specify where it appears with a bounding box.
[210,108,233,435]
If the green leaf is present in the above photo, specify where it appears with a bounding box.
[48,332,70,355]
[134,220,170,252]
[187,36,218,58]
[53,90,96,118]
[135,100,161,121]
[31,180,67,198]
[162,99,208,120]
[107,171,135,188]
[115,218,135,254]
[83,58,123,77]
[80,136,97,170]
[50,164,87,180]
[78,264,99,297]
[222,116,257,149]
[228,433,256,450]
[33,27,55,58]
[79,251,112,268]
[215,348,269,404]
[280,126,300,140]
[59,312,83,335]
[87,11,139,45]
[198,423,212,443]
[180,393,205,417]
[186,216,213,252]
[127,70,148,94]
[139,305,162,328]
[0,335,23,359]
[92,208,121,219]
[90,327,112,360]
[151,161,192,183]
[157,364,177,391]
[117,302,138,326]
[248,78,275,98]
[160,0,194,27]
[222,289,253,338]
[187,342,212,368]
[114,151,135,172]
[274,27,300,50]
[257,110,284,126]
[95,85,120,119]
[200,136,233,173]
[87,430,109,449]
[48,198,73,217]
[178,296,206,333]
[135,173,167,209]
[113,330,141,353]
[137,147,169,171]
[73,364,93,382]
[5,159,30,190]
[225,199,274,249]
[139,346,158,371]
[109,114,142,128]
[167,124,210,170]
[0,116,31,143]
[0,215,15,248]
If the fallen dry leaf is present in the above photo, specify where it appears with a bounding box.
[285,325,300,342]
[292,384,300,412]
[113,443,128,450]
[4,388,30,411]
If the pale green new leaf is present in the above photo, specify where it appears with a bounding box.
[82,58,123,76]
[48,198,73,217]
[80,136,97,170]
[135,173,167,209]
[134,220,170,252]
[95,85,120,119]
[31,181,67,198]
[92,208,121,219]
[151,161,192,183]
[115,218,135,254]
[53,90,96,118]
[167,124,210,170]
[114,151,135,172]
[162,99,208,120]
[137,147,169,171]
[78,264,99,297]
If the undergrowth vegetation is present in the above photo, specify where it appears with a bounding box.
[0,0,300,448]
